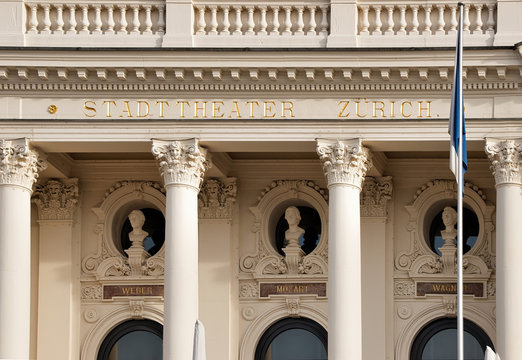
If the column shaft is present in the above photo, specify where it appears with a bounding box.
[0,186,31,359]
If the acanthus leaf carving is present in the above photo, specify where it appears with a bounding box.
[485,138,522,186]
[199,177,237,220]
[394,280,415,296]
[0,138,47,190]
[239,281,259,298]
[32,178,79,220]
[360,176,393,217]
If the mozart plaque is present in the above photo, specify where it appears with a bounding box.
[103,285,164,299]
[260,283,327,297]
[416,282,484,297]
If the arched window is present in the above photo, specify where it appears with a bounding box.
[410,318,494,360]
[97,319,163,360]
[255,318,327,360]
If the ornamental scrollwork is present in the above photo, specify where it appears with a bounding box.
[199,177,237,220]
[485,138,522,186]
[0,138,47,190]
[360,176,393,217]
[32,178,79,220]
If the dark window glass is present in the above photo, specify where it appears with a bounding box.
[275,206,322,256]
[410,318,494,360]
[121,208,165,256]
[97,320,163,360]
[255,318,327,360]
[428,207,479,256]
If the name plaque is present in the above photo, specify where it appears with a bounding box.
[260,283,327,297]
[416,282,484,297]
[103,285,164,299]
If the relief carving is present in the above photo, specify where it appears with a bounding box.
[0,138,46,190]
[199,177,237,220]
[81,285,102,300]
[394,280,415,296]
[32,178,79,221]
[239,281,259,298]
[360,176,392,217]
[485,138,522,186]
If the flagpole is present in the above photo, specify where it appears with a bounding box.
[456,3,464,360]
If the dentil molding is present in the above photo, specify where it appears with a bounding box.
[485,138,522,186]
[32,178,79,221]
[0,138,47,190]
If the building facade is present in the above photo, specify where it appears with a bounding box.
[0,0,521,359]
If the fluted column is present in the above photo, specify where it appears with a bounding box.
[32,178,79,360]
[316,139,372,360]
[152,139,209,360]
[0,138,46,359]
[485,138,522,359]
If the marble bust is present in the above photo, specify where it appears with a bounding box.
[284,206,305,248]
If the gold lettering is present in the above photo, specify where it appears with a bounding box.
[276,285,284,293]
[147,287,153,295]
[84,100,97,118]
[337,101,350,118]
[176,101,190,118]
[119,101,133,118]
[400,101,412,118]
[137,101,150,118]
[102,100,116,118]
[122,287,130,295]
[418,101,432,118]
[390,101,396,118]
[212,101,224,118]
[245,101,259,118]
[355,100,367,118]
[194,101,208,118]
[372,101,386,118]
[263,101,276,118]
[155,101,169,118]
[228,101,242,118]
[281,101,295,118]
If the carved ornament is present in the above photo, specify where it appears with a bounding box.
[0,138,46,190]
[32,178,79,220]
[316,139,372,189]
[360,176,393,217]
[199,177,237,220]
[151,139,210,189]
[485,138,522,186]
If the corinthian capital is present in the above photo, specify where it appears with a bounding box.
[316,139,372,189]
[151,139,210,189]
[0,138,47,191]
[32,178,79,220]
[485,138,522,186]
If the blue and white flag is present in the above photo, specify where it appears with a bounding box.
[449,9,467,185]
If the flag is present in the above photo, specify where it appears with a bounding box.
[449,9,467,186]
[484,346,501,360]
[193,320,206,360]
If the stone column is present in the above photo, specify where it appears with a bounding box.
[485,138,522,359]
[0,138,45,359]
[32,178,79,360]
[152,139,209,360]
[316,139,372,360]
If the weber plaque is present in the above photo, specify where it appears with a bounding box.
[103,285,164,299]
[260,283,327,298]
[416,282,484,297]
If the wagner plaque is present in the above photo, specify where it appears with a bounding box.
[260,283,327,298]
[416,282,484,297]
[103,285,164,299]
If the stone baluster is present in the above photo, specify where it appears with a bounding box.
[233,6,242,35]
[372,5,382,35]
[106,5,115,35]
[0,139,46,360]
[295,6,305,35]
[152,139,209,360]
[485,139,522,360]
[271,7,280,35]
[55,5,65,34]
[308,6,317,35]
[79,5,89,34]
[436,5,446,35]
[411,5,420,35]
[360,5,369,35]
[259,6,268,35]
[42,4,51,34]
[283,6,292,35]
[473,4,483,34]
[67,4,77,34]
[423,5,432,35]
[398,5,407,35]
[208,6,218,35]
[463,4,471,34]
[486,4,495,34]
[195,6,206,35]
[317,139,372,360]
[157,5,165,35]
[319,5,328,35]
[449,4,458,34]
[131,5,140,34]
[28,4,39,34]
[93,5,102,34]
[245,6,255,35]
[385,5,394,35]
[221,6,230,35]
[118,5,128,34]
[144,5,153,34]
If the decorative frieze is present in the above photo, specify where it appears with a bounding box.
[0,138,46,190]
[360,176,392,217]
[81,284,102,300]
[316,139,372,189]
[152,139,210,189]
[198,177,237,220]
[485,138,522,186]
[32,178,79,220]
